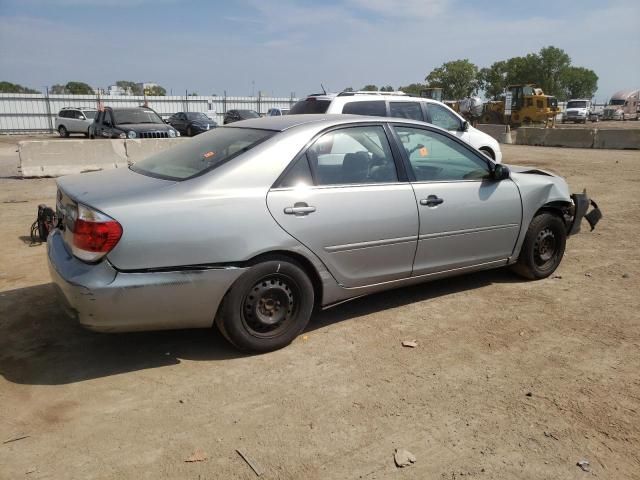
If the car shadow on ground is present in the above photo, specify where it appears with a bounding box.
[0,268,520,386]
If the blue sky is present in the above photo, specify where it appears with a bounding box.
[0,0,638,101]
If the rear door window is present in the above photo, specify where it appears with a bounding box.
[289,99,331,114]
[342,101,387,117]
[389,102,424,121]
[305,125,398,185]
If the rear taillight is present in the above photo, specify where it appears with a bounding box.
[72,204,122,262]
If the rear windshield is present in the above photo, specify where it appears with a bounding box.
[289,99,331,114]
[131,127,275,180]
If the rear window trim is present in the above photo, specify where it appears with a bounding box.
[130,126,278,182]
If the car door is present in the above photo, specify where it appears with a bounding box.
[176,113,188,133]
[391,124,522,275]
[267,124,419,288]
[425,103,471,144]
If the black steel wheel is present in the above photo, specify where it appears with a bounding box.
[512,212,566,280]
[241,274,299,338]
[216,258,315,352]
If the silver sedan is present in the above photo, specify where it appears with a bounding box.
[48,115,601,352]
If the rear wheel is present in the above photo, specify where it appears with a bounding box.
[512,213,566,280]
[215,258,315,352]
[58,125,69,138]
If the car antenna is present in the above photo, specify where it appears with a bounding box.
[320,84,327,95]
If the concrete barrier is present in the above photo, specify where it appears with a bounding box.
[516,127,639,149]
[515,127,548,146]
[594,129,640,150]
[19,139,127,177]
[124,138,188,164]
[543,128,595,148]
[476,124,507,142]
[18,137,191,177]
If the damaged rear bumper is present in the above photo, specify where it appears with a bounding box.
[569,191,602,235]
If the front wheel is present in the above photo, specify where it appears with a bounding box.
[512,213,567,280]
[58,125,69,137]
[215,258,315,352]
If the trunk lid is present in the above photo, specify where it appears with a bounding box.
[56,167,176,252]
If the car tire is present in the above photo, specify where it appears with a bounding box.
[58,125,69,138]
[479,147,495,160]
[215,258,315,352]
[187,126,193,137]
[512,213,567,280]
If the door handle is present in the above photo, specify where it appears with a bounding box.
[420,195,444,207]
[284,202,316,216]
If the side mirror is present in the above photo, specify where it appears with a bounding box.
[461,121,470,132]
[491,163,510,181]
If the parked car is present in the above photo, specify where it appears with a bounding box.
[266,107,290,116]
[55,107,97,137]
[167,112,217,136]
[89,106,179,139]
[48,114,600,352]
[289,91,503,162]
[562,99,593,124]
[223,109,261,124]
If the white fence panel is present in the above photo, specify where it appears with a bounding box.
[0,94,298,133]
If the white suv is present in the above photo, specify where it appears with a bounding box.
[55,107,97,137]
[290,91,502,163]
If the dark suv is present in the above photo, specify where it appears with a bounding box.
[90,107,179,139]
[223,109,261,125]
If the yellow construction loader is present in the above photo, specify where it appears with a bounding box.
[482,84,559,126]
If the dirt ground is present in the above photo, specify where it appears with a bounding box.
[0,144,638,479]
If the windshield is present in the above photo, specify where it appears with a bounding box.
[113,109,164,125]
[289,99,331,114]
[567,101,587,109]
[609,99,625,106]
[83,109,97,119]
[186,112,212,121]
[131,127,275,180]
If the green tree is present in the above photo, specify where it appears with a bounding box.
[560,66,598,100]
[536,46,571,96]
[115,80,142,95]
[343,87,354,92]
[425,59,479,99]
[65,81,94,94]
[398,83,428,96]
[145,85,166,96]
[0,81,40,93]
[361,84,378,91]
[380,85,394,92]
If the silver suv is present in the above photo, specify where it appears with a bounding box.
[55,107,97,137]
[290,91,502,162]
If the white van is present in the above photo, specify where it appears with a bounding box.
[289,91,503,163]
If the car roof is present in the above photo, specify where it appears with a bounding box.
[222,113,449,134]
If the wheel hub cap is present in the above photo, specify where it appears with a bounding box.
[243,276,296,335]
